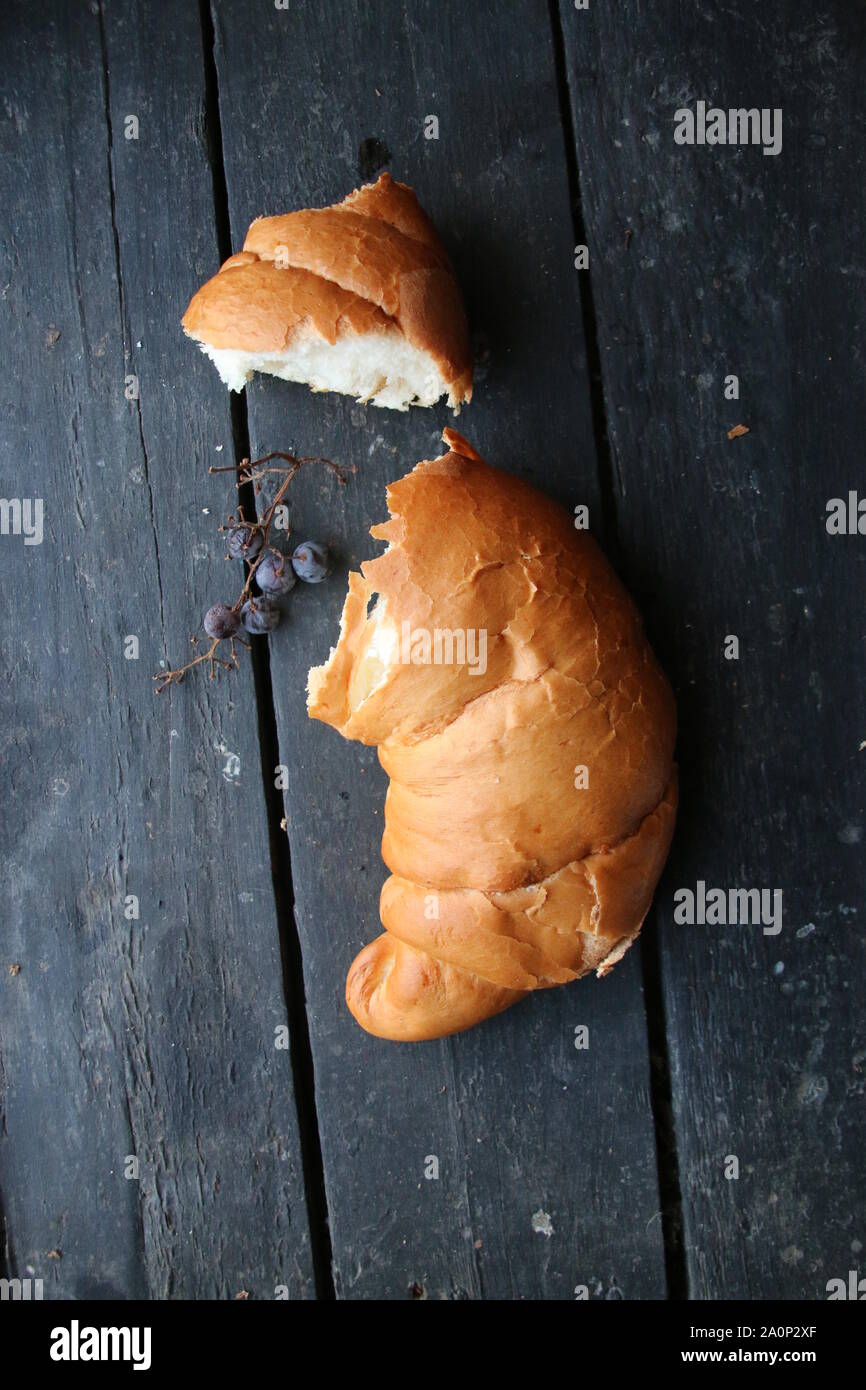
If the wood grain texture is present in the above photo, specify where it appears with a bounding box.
[558,0,866,1297]
[0,0,313,1299]
[210,0,667,1298]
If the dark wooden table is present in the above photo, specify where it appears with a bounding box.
[1,0,863,1301]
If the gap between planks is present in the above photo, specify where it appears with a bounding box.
[547,0,688,1299]
[198,0,335,1301]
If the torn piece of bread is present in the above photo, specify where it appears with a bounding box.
[182,173,472,411]
[308,429,678,1041]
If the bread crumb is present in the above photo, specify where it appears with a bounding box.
[531,1209,554,1238]
[727,424,750,439]
[9,963,21,976]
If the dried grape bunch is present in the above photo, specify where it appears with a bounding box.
[154,451,351,693]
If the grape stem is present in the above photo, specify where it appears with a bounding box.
[153,635,247,694]
[154,450,351,694]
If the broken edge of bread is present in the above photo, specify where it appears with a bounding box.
[182,174,473,412]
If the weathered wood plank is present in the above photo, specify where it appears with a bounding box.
[211,0,667,1298]
[558,0,866,1297]
[0,0,313,1298]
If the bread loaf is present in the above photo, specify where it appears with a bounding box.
[308,430,677,1040]
[182,173,472,411]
